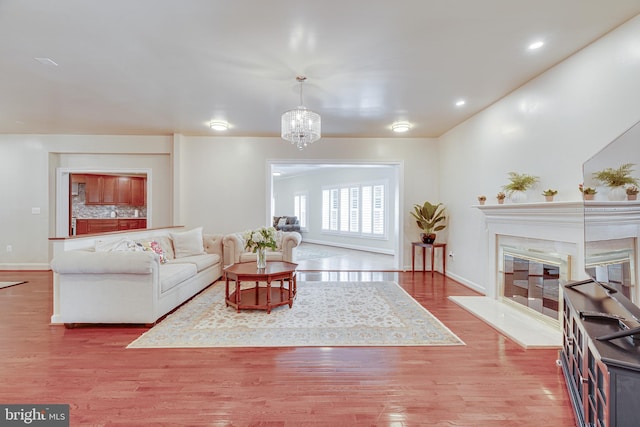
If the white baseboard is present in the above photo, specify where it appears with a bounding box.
[445,271,486,295]
[300,238,395,256]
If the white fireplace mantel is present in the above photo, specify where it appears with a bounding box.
[476,201,585,299]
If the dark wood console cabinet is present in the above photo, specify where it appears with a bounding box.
[561,280,640,427]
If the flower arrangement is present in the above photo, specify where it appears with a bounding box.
[243,226,278,253]
[579,184,597,195]
[626,185,639,195]
[496,192,506,200]
[502,172,539,195]
[542,189,558,196]
[592,163,639,188]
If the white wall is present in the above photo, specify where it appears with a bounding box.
[439,15,640,291]
[0,135,172,269]
[177,136,439,267]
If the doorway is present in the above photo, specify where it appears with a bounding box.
[268,160,403,270]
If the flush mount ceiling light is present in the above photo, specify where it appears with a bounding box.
[528,41,544,50]
[455,99,466,107]
[209,121,229,131]
[391,122,411,133]
[281,76,321,150]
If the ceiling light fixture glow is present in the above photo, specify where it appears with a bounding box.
[391,122,411,133]
[455,100,466,107]
[528,41,544,50]
[209,121,229,131]
[281,76,321,150]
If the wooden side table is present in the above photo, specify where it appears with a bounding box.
[411,242,446,276]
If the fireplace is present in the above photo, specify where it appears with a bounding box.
[499,246,570,324]
[477,202,585,330]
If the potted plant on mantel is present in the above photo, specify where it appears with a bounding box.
[477,195,486,205]
[502,172,539,203]
[542,189,558,202]
[579,184,597,200]
[627,185,639,201]
[593,163,639,201]
[410,201,446,244]
[496,192,506,204]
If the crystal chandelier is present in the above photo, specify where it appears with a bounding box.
[281,76,321,150]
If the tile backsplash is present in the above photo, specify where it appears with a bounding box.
[72,183,147,218]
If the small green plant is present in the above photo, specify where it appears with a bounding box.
[410,201,447,235]
[502,172,539,195]
[593,163,639,188]
[627,185,639,195]
[579,184,597,195]
[542,189,558,196]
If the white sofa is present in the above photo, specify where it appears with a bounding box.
[223,230,302,266]
[50,226,223,327]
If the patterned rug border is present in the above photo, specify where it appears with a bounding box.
[128,281,465,349]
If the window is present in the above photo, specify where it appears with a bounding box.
[294,193,307,229]
[321,183,386,237]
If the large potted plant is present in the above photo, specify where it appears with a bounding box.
[410,201,446,244]
[502,172,539,203]
[592,163,639,201]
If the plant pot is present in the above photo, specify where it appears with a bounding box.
[583,194,595,201]
[545,195,554,202]
[510,191,527,203]
[628,194,638,201]
[608,186,626,201]
[497,199,505,205]
[478,199,485,205]
[420,233,436,244]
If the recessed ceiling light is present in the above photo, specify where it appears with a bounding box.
[209,121,229,131]
[455,100,466,107]
[528,41,544,50]
[391,122,411,133]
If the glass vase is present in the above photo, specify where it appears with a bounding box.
[256,247,267,269]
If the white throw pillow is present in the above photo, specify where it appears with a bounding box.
[277,217,288,227]
[95,238,138,252]
[170,227,205,258]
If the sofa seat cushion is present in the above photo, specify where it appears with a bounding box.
[166,253,220,272]
[159,263,198,293]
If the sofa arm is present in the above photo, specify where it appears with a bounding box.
[51,250,158,274]
[281,231,302,263]
[223,233,244,266]
[203,233,223,259]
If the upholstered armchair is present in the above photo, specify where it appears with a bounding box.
[223,231,302,266]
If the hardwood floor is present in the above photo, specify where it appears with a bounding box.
[0,270,575,426]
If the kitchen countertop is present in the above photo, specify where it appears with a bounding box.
[74,217,147,219]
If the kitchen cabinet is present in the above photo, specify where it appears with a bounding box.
[85,175,118,205]
[86,219,119,234]
[85,175,145,206]
[75,219,146,235]
[130,177,145,206]
[118,219,147,231]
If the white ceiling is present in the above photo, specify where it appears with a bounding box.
[1,1,639,138]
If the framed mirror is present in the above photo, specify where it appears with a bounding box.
[583,119,640,306]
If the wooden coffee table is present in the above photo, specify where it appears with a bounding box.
[224,261,298,313]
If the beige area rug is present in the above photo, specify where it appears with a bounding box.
[128,281,464,348]
[0,281,27,290]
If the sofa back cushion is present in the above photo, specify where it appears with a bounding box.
[170,227,205,258]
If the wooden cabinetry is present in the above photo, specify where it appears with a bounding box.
[85,175,145,206]
[85,175,118,205]
[560,280,640,427]
[75,219,146,235]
